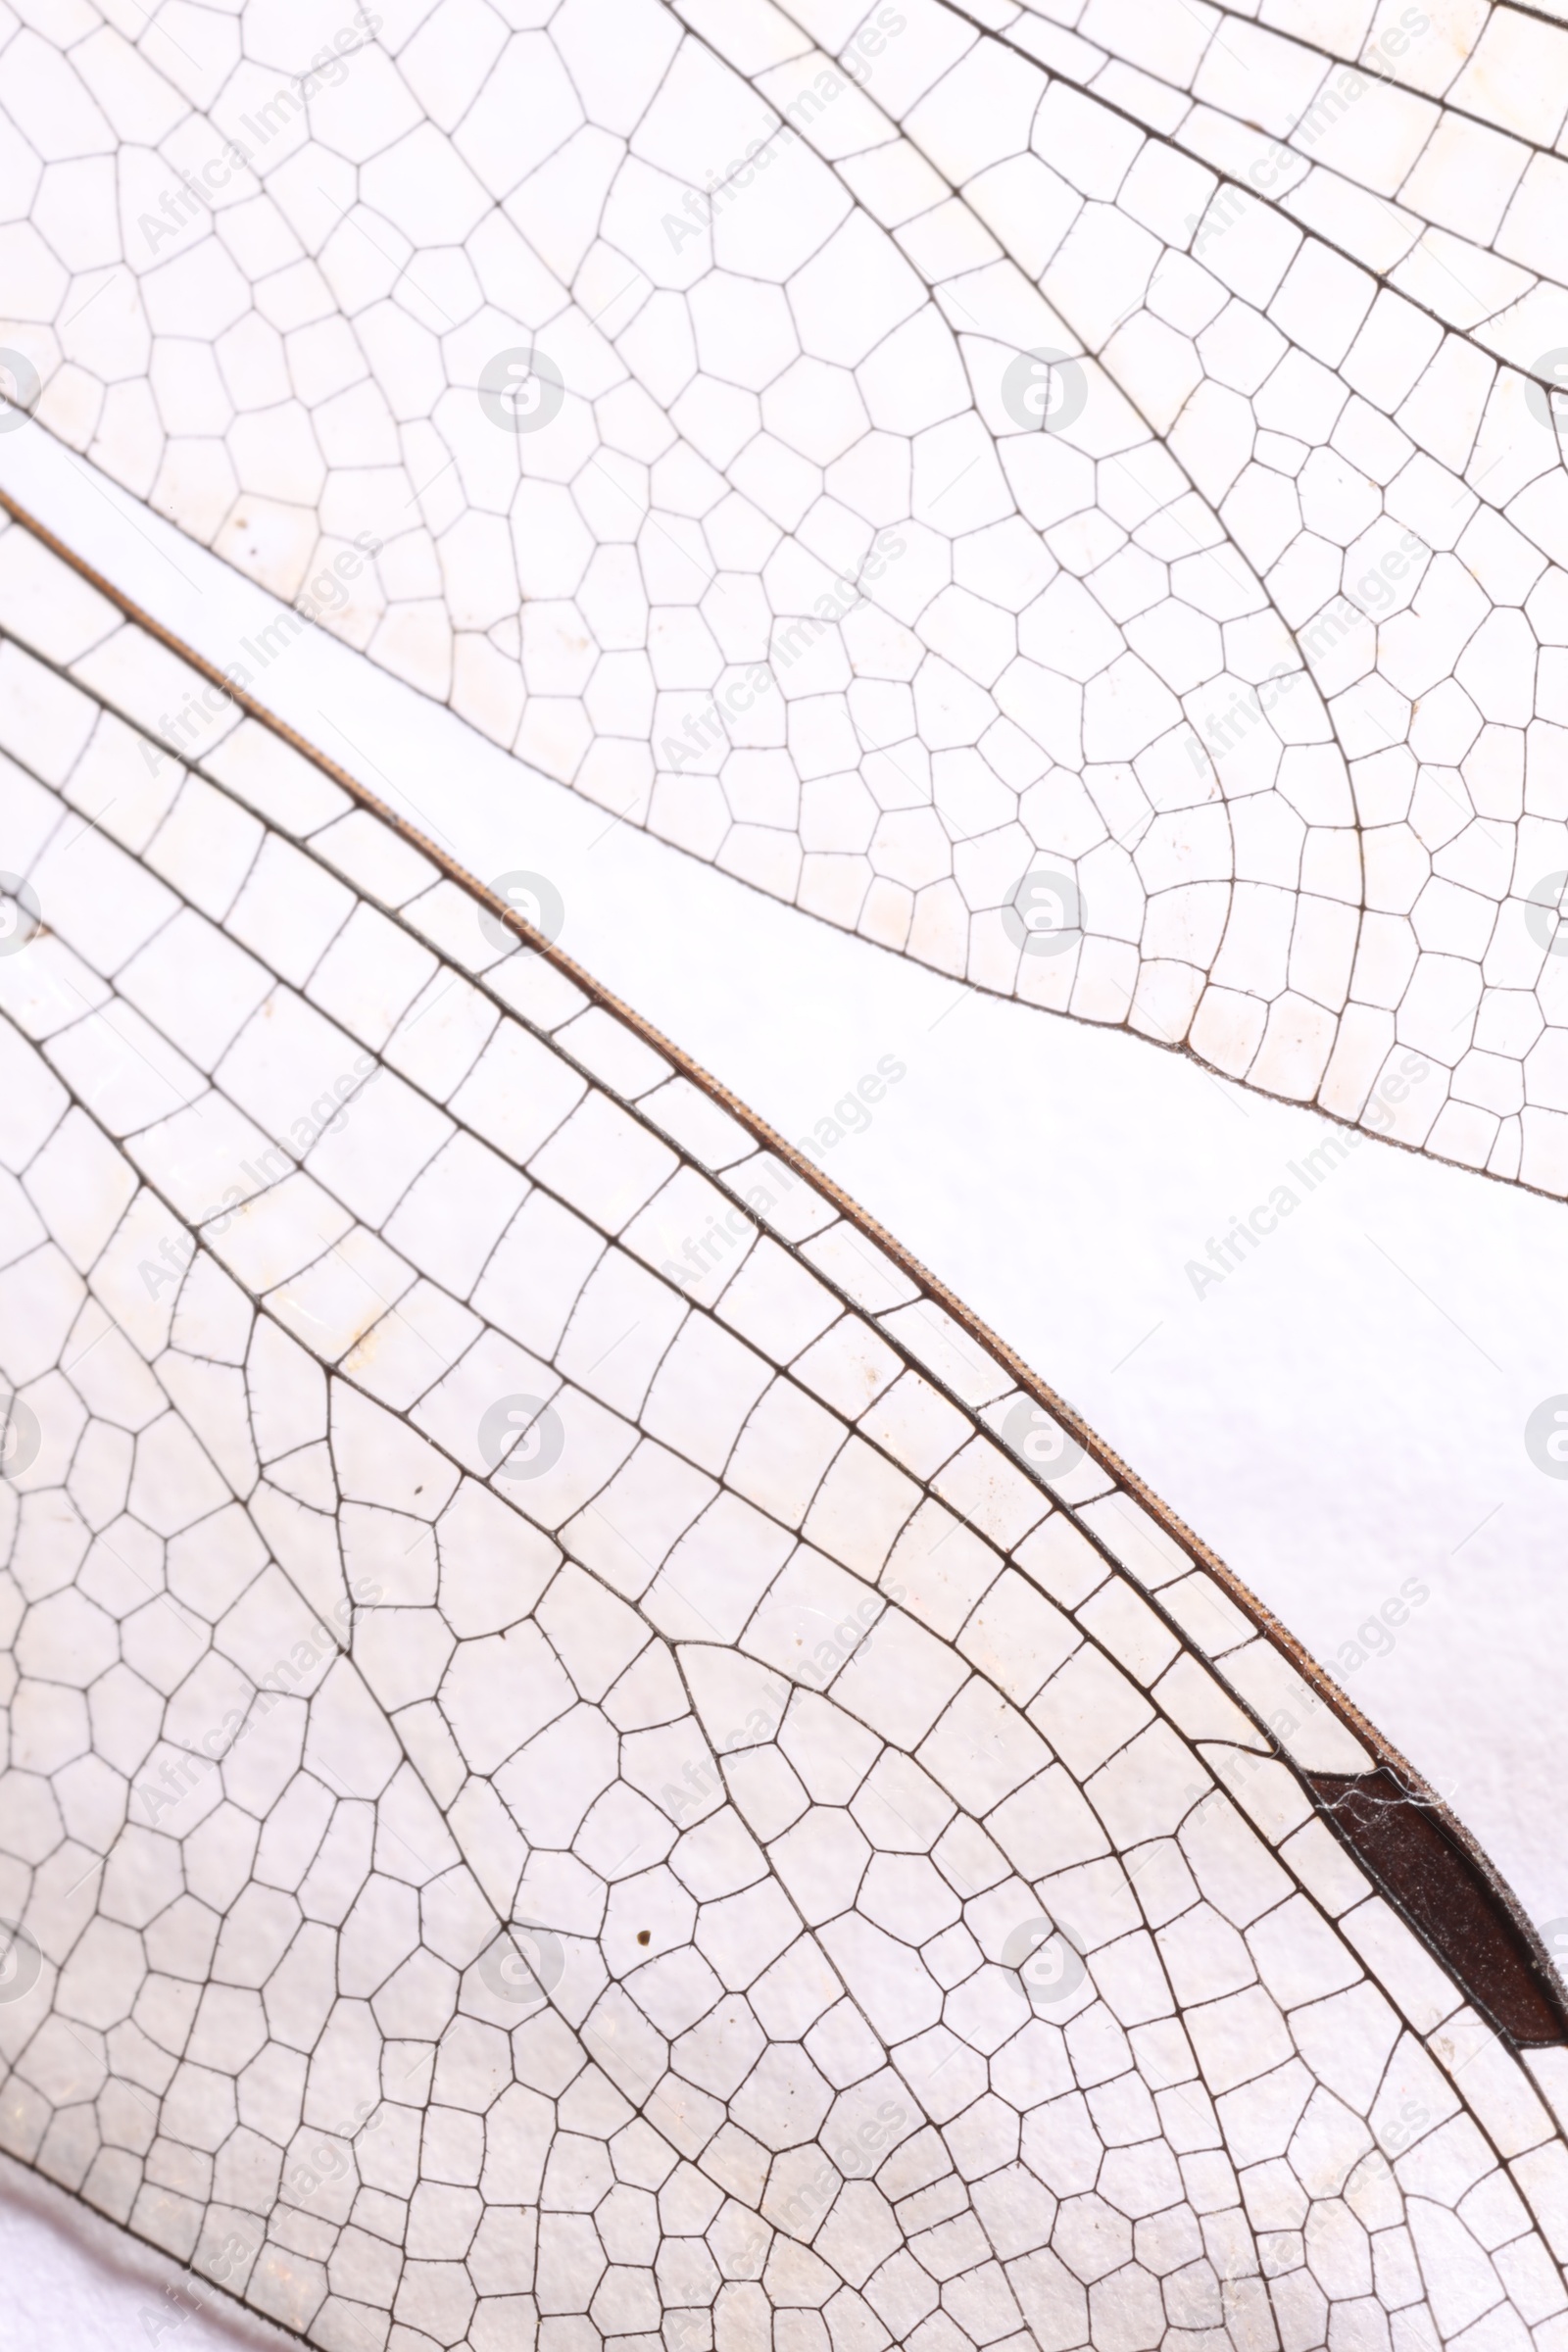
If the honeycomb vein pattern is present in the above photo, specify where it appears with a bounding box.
[1,509,1568,2352]
[8,1,1568,1185]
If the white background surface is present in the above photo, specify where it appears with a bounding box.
[2,418,1564,1930]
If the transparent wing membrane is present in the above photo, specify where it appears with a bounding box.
[0,506,1564,2352]
[8,3,1568,1186]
